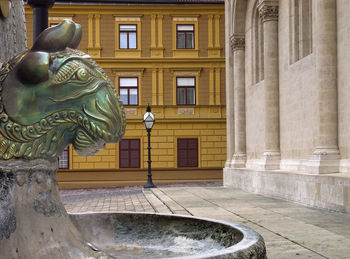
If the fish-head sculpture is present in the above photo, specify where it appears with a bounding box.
[0,20,125,159]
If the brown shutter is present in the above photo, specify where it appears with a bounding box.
[119,139,140,168]
[177,138,198,167]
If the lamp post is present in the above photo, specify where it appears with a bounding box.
[27,0,55,40]
[143,105,156,188]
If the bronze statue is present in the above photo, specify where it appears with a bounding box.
[0,19,125,160]
[0,20,126,258]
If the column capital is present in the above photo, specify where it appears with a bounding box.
[258,1,279,22]
[230,34,245,51]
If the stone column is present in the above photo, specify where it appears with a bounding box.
[0,0,27,63]
[224,3,234,168]
[308,0,340,174]
[230,34,246,168]
[258,0,280,170]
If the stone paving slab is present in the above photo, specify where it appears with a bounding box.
[59,182,350,259]
[151,186,350,259]
[61,187,158,213]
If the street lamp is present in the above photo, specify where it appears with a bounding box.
[143,105,156,188]
[28,0,55,40]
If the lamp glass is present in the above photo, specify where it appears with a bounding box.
[143,112,155,130]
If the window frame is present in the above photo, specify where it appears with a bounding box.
[176,24,195,49]
[119,77,139,106]
[119,139,141,168]
[119,24,137,49]
[177,138,198,168]
[114,15,142,58]
[58,146,69,169]
[176,77,196,105]
[172,16,199,58]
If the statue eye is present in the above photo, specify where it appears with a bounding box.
[76,68,88,81]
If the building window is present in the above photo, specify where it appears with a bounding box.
[176,77,196,105]
[119,24,137,49]
[119,139,140,168]
[119,77,138,105]
[290,0,312,63]
[177,24,194,49]
[177,138,198,168]
[58,147,69,169]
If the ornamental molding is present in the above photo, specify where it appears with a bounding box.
[170,68,202,76]
[112,68,145,76]
[173,71,199,76]
[230,35,245,51]
[115,17,141,22]
[258,4,279,22]
[173,17,198,22]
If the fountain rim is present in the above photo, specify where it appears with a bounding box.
[69,211,265,259]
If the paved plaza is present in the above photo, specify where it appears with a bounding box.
[60,182,350,259]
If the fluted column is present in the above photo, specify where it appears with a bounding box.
[308,0,340,174]
[230,34,246,168]
[258,1,280,170]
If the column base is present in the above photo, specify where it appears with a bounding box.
[308,147,340,174]
[260,151,280,170]
[230,153,246,168]
[245,152,280,170]
[225,159,232,168]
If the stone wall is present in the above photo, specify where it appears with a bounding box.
[278,0,317,170]
[0,1,27,64]
[225,0,350,213]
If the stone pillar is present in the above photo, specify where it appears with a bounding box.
[308,0,340,174]
[224,2,235,168]
[258,1,280,170]
[230,34,246,168]
[0,160,107,258]
[0,0,27,63]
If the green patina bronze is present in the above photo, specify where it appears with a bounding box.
[0,20,125,159]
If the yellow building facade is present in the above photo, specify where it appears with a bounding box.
[25,0,226,188]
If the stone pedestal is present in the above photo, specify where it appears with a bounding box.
[0,159,110,258]
[261,151,281,170]
[231,153,247,168]
[308,147,340,174]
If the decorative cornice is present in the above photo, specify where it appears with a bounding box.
[170,68,202,76]
[230,35,245,51]
[112,68,145,76]
[258,5,278,22]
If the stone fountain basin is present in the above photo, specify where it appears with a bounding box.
[70,212,266,259]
